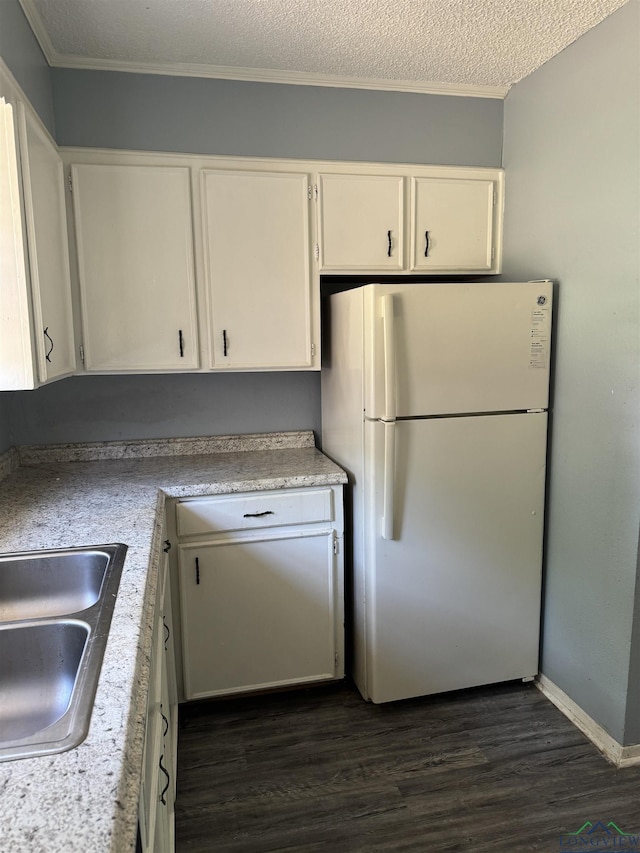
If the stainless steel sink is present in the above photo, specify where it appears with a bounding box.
[0,544,126,762]
[0,549,111,622]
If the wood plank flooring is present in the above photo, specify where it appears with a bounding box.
[175,681,640,852]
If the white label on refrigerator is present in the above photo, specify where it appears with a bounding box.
[529,307,550,368]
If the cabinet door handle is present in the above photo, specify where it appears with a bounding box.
[163,539,171,553]
[163,615,170,650]
[178,329,184,357]
[387,230,392,257]
[243,510,274,518]
[159,753,170,805]
[223,329,228,357]
[195,556,200,585]
[160,705,169,738]
[43,327,54,363]
[424,231,430,257]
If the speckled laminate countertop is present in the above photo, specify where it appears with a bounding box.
[0,431,347,853]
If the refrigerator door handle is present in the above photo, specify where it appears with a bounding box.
[381,420,396,540]
[381,294,396,422]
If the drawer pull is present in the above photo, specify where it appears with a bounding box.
[195,556,200,585]
[243,510,275,518]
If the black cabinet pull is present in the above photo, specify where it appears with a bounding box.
[163,539,171,553]
[387,230,392,257]
[424,231,430,257]
[195,556,200,585]
[159,753,170,805]
[163,615,170,649]
[223,329,228,357]
[178,329,184,357]
[43,327,54,363]
[243,510,274,518]
[160,705,169,739]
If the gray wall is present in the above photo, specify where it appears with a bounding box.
[0,0,54,134]
[9,373,322,444]
[501,0,640,744]
[0,0,55,454]
[3,69,503,448]
[51,69,503,166]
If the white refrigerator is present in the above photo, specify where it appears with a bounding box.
[321,281,552,704]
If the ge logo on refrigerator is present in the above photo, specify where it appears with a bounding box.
[537,296,547,305]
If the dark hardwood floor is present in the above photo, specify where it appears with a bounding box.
[175,680,640,852]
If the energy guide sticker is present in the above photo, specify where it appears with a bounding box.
[529,307,550,368]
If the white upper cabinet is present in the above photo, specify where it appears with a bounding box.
[316,166,503,275]
[0,96,75,390]
[17,103,76,383]
[202,169,316,369]
[410,177,497,271]
[317,174,405,271]
[71,164,199,371]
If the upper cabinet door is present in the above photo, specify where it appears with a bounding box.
[71,164,199,371]
[202,169,316,369]
[17,102,76,383]
[318,174,405,271]
[410,177,497,272]
[0,97,34,390]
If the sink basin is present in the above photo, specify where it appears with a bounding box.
[0,543,126,762]
[0,620,89,742]
[0,549,111,622]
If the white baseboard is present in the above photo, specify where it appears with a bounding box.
[536,674,640,768]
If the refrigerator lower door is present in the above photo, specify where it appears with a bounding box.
[363,412,547,704]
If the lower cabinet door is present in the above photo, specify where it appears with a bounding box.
[179,530,339,699]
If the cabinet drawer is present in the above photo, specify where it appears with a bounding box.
[176,489,334,535]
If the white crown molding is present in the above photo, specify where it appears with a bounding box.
[47,56,510,99]
[18,0,508,100]
[537,674,640,768]
[19,0,58,65]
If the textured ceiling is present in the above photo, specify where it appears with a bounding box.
[20,0,631,95]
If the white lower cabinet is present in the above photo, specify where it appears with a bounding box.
[139,539,177,853]
[176,486,344,700]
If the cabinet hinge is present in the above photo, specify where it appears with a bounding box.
[311,343,316,359]
[493,190,497,206]
[308,185,312,200]
[67,173,73,192]
[315,243,320,261]
[333,538,339,555]
[79,344,85,364]
[335,651,340,668]
[491,246,495,260]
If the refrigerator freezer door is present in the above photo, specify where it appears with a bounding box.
[364,412,547,703]
[365,281,552,419]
